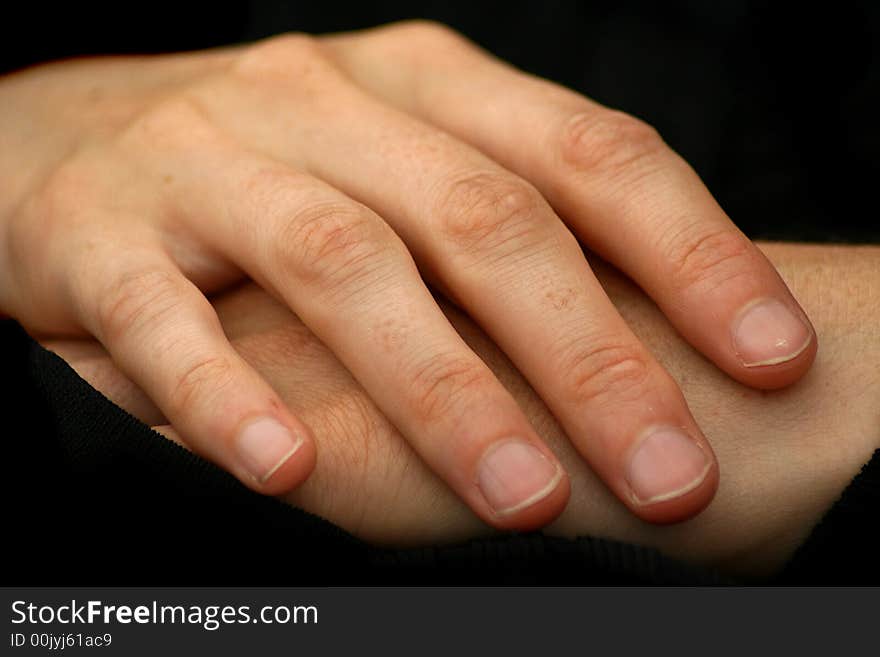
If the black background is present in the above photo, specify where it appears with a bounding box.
[3,0,878,243]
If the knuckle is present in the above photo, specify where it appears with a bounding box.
[557,109,665,177]
[557,340,651,406]
[167,354,235,417]
[16,155,120,319]
[231,33,332,82]
[32,153,101,218]
[437,172,548,257]
[36,159,85,210]
[383,19,465,46]
[365,21,474,84]
[96,269,184,342]
[667,226,755,293]
[408,355,493,425]
[274,202,397,295]
[11,160,86,286]
[115,94,216,152]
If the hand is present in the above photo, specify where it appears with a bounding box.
[2,21,815,528]
[45,242,878,577]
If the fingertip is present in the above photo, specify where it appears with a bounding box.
[629,458,719,525]
[233,415,318,495]
[730,298,818,390]
[737,336,817,390]
[495,470,570,531]
[255,433,317,496]
[475,441,571,531]
[623,426,719,525]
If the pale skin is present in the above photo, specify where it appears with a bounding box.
[1,21,818,529]
[44,243,880,578]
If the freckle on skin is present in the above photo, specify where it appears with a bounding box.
[375,317,409,353]
[545,287,577,311]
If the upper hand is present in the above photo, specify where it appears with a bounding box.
[1,21,815,528]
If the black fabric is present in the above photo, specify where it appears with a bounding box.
[2,318,878,584]
[2,2,878,584]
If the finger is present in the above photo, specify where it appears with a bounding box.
[321,22,817,390]
[169,146,569,530]
[68,241,317,494]
[218,43,717,521]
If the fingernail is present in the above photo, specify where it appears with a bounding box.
[626,428,711,505]
[235,417,303,484]
[476,440,562,516]
[733,298,812,367]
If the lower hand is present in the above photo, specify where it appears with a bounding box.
[45,242,879,576]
